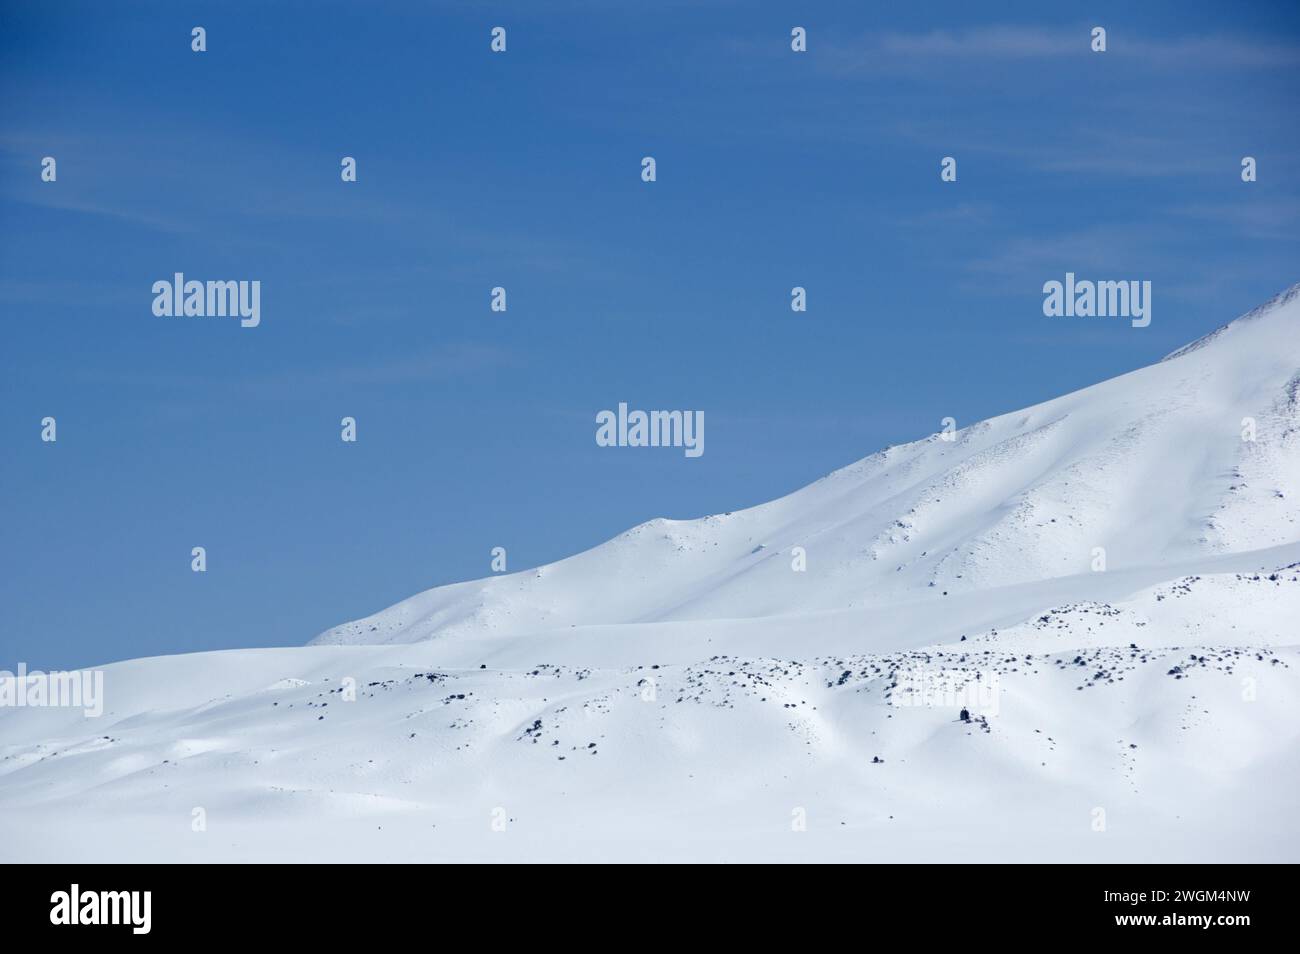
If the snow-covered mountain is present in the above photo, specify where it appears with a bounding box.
[3,285,1298,863]
[315,283,1300,649]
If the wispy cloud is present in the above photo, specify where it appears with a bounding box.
[69,342,525,399]
[960,224,1180,294]
[821,26,1300,74]
[1169,196,1300,242]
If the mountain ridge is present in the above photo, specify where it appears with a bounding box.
[313,284,1300,647]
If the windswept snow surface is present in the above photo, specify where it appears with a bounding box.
[3,286,1299,862]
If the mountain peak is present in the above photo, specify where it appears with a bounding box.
[1162,282,1300,363]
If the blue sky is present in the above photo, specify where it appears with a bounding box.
[2,0,1298,669]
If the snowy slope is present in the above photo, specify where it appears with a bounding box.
[314,284,1300,647]
[2,284,1299,863]
[2,634,1296,862]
